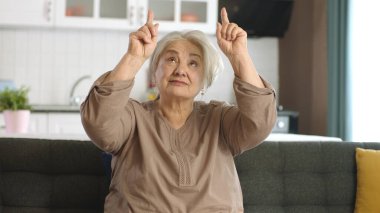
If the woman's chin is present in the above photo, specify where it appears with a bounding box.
[163,91,197,101]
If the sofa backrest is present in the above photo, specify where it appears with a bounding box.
[2,138,379,213]
[235,141,380,213]
[0,138,108,213]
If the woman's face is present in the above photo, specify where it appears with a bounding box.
[155,40,204,101]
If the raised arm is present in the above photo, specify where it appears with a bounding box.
[216,8,277,155]
[216,7,264,88]
[105,10,159,82]
[81,10,159,154]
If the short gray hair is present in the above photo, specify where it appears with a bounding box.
[148,30,224,89]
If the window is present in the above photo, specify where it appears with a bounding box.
[349,0,380,141]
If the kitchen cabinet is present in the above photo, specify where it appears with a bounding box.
[55,0,217,33]
[55,0,138,30]
[28,113,49,134]
[0,112,85,135]
[48,113,85,134]
[148,0,217,33]
[0,0,217,33]
[0,0,54,27]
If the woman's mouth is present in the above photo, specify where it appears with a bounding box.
[169,80,188,86]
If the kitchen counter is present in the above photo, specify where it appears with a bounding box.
[0,133,90,140]
[31,105,80,113]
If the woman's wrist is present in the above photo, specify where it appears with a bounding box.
[228,52,253,77]
[108,53,146,82]
[229,53,265,88]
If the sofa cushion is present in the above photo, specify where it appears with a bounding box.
[235,141,380,213]
[354,148,380,213]
[0,163,3,211]
[0,138,109,212]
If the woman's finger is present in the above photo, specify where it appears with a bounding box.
[226,23,237,41]
[220,21,230,40]
[151,23,159,42]
[146,9,154,25]
[216,22,222,41]
[139,25,152,39]
[145,10,159,39]
[221,7,230,25]
[230,26,238,40]
[146,23,157,38]
[134,30,152,44]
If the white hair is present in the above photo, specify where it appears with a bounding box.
[148,30,224,89]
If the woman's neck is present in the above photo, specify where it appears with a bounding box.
[157,97,194,129]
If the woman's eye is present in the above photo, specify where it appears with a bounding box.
[190,61,198,67]
[168,57,176,63]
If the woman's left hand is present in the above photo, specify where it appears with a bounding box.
[216,7,265,88]
[216,7,248,60]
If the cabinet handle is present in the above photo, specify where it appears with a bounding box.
[44,0,52,22]
[139,7,145,25]
[129,6,134,25]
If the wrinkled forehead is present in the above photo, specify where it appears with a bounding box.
[163,39,203,58]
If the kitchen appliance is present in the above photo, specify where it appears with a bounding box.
[272,107,299,133]
[218,0,294,37]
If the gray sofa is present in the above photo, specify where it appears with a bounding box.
[1,138,379,212]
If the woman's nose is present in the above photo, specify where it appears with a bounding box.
[174,64,186,76]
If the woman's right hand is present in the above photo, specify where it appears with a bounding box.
[127,10,159,60]
[107,10,159,82]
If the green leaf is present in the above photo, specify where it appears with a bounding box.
[0,86,31,111]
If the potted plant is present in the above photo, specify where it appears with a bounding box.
[0,86,31,133]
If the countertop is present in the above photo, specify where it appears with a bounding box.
[30,105,80,113]
[28,105,298,115]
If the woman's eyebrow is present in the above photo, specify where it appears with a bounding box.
[165,49,201,59]
[189,53,201,59]
[165,49,178,55]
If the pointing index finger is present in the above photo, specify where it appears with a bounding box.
[146,9,154,24]
[221,7,230,24]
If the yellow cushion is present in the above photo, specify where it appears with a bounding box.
[355,148,380,213]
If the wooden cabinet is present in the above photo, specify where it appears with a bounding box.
[0,0,54,27]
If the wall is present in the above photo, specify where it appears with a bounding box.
[279,0,327,135]
[0,27,278,105]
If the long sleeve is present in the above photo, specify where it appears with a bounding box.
[80,71,136,154]
[221,77,277,156]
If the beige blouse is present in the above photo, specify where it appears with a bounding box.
[80,71,277,213]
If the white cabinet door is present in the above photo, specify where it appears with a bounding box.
[55,0,139,30]
[149,0,217,34]
[29,113,49,134]
[55,0,217,33]
[0,0,54,27]
[48,113,86,134]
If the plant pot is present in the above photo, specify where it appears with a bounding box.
[3,110,30,133]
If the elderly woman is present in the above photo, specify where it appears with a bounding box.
[81,7,276,213]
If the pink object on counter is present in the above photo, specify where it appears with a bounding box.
[3,110,30,133]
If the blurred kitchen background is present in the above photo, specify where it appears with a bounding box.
[0,0,279,105]
[6,0,375,141]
